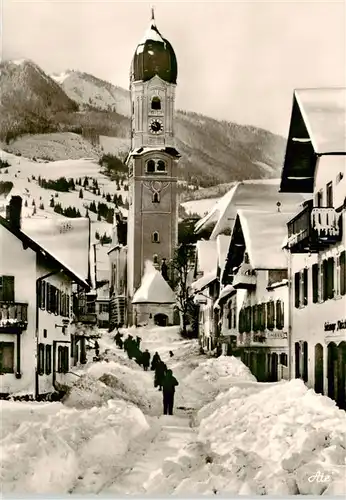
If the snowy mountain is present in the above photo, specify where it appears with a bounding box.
[51,70,131,117]
[0,59,286,187]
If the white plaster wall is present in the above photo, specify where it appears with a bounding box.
[36,263,73,395]
[133,303,174,326]
[0,225,37,395]
[314,155,346,209]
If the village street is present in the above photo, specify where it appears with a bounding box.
[1,326,346,496]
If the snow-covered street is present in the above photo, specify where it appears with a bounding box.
[1,326,346,495]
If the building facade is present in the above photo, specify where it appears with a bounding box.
[125,11,180,325]
[280,88,346,409]
[0,196,90,399]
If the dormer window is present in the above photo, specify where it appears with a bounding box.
[152,231,160,243]
[152,193,160,203]
[151,96,161,110]
[146,159,167,174]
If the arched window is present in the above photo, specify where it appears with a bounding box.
[157,160,166,172]
[151,96,161,110]
[152,192,160,203]
[152,231,160,243]
[153,254,158,265]
[146,160,155,173]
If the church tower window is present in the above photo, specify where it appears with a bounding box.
[152,192,160,203]
[157,160,166,172]
[147,160,155,173]
[152,231,160,243]
[151,96,161,110]
[153,254,158,265]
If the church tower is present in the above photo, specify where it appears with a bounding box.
[126,9,180,323]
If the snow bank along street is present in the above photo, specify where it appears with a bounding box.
[1,326,345,495]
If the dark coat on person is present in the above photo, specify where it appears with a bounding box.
[151,352,161,371]
[154,361,167,389]
[142,350,150,370]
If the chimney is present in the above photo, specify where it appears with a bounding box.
[6,196,22,229]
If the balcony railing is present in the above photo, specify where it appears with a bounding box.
[0,302,28,332]
[287,203,342,253]
[232,263,257,289]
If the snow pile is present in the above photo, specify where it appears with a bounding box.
[196,379,346,495]
[184,355,256,402]
[63,366,150,412]
[0,399,149,494]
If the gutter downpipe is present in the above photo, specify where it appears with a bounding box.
[35,268,63,400]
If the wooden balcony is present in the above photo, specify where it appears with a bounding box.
[0,302,28,333]
[287,203,342,253]
[232,264,257,290]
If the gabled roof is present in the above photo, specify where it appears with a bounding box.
[22,217,91,285]
[222,209,292,280]
[0,215,90,289]
[216,234,231,275]
[196,180,305,239]
[132,268,175,304]
[280,88,346,194]
[191,270,218,293]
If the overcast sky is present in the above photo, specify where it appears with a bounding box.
[2,0,345,136]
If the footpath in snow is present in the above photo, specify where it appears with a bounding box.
[1,325,345,495]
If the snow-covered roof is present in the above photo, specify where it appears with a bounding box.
[236,210,292,270]
[196,180,306,240]
[294,88,346,154]
[22,217,90,284]
[196,240,218,275]
[214,284,235,309]
[132,262,175,304]
[217,234,231,274]
[191,270,217,293]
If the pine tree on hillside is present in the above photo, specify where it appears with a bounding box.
[32,199,35,206]
[83,176,89,188]
[79,188,83,199]
[24,199,28,207]
[50,197,55,207]
[39,202,44,210]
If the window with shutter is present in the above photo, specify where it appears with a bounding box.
[276,300,284,329]
[267,270,288,287]
[335,255,341,297]
[245,306,251,333]
[294,272,300,308]
[0,342,15,373]
[38,343,45,375]
[327,257,334,300]
[41,281,46,309]
[0,276,15,302]
[58,346,63,373]
[340,251,346,296]
[322,260,328,302]
[267,301,274,330]
[46,284,51,312]
[261,303,266,331]
[239,309,245,334]
[45,345,52,375]
[66,295,70,318]
[312,264,319,303]
[303,268,308,306]
[62,347,69,373]
[253,305,259,332]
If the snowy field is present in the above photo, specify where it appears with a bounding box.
[1,326,345,495]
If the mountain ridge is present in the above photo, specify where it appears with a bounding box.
[0,59,287,187]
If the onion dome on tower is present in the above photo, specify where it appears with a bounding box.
[130,8,177,84]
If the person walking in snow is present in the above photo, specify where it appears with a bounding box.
[151,352,161,371]
[142,349,150,371]
[169,350,174,358]
[154,361,167,391]
[162,369,179,415]
[94,340,100,357]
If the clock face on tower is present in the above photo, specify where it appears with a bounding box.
[149,118,164,134]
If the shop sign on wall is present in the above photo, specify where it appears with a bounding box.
[324,319,346,333]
